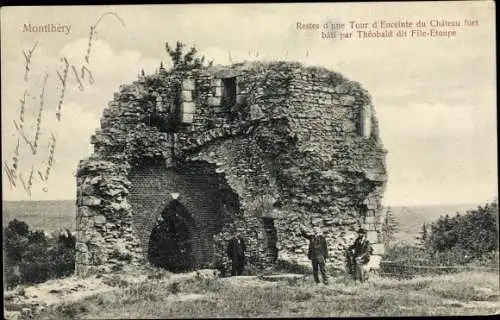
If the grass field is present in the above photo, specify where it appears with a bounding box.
[2,200,482,242]
[35,270,499,318]
[3,201,497,318]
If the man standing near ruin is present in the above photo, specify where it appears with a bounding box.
[227,230,246,276]
[299,225,329,285]
[347,228,373,282]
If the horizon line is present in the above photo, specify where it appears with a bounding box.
[1,198,493,208]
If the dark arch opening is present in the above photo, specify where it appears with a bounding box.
[262,217,278,263]
[147,199,196,272]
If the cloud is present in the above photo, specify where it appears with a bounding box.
[2,3,497,205]
[2,38,160,201]
[377,102,492,140]
[59,39,160,108]
[379,102,497,206]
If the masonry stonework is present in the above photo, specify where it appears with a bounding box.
[75,61,387,276]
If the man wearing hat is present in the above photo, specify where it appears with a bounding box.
[347,228,373,282]
[299,225,329,285]
[227,230,246,276]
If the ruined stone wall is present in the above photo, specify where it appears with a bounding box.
[75,159,143,275]
[270,68,387,269]
[76,75,178,276]
[126,161,239,270]
[75,61,387,276]
[175,63,387,271]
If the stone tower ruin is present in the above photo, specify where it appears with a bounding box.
[75,61,387,276]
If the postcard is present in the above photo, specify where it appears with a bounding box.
[2,2,498,318]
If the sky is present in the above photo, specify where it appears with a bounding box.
[1,2,497,206]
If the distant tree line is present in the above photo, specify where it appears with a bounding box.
[380,207,400,249]
[3,219,75,289]
[420,200,499,260]
[382,200,499,277]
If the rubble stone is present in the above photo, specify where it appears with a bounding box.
[75,61,387,276]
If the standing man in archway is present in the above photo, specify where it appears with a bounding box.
[299,225,329,285]
[227,230,246,276]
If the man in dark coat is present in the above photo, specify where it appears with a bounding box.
[347,228,373,282]
[227,231,246,276]
[299,225,329,284]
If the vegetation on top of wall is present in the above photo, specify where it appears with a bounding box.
[213,60,350,85]
[303,65,348,85]
[165,41,214,71]
[135,42,372,126]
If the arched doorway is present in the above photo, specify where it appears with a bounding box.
[147,199,196,272]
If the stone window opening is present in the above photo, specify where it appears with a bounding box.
[360,204,369,219]
[261,217,278,263]
[221,77,237,106]
[179,79,196,124]
[359,105,372,138]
